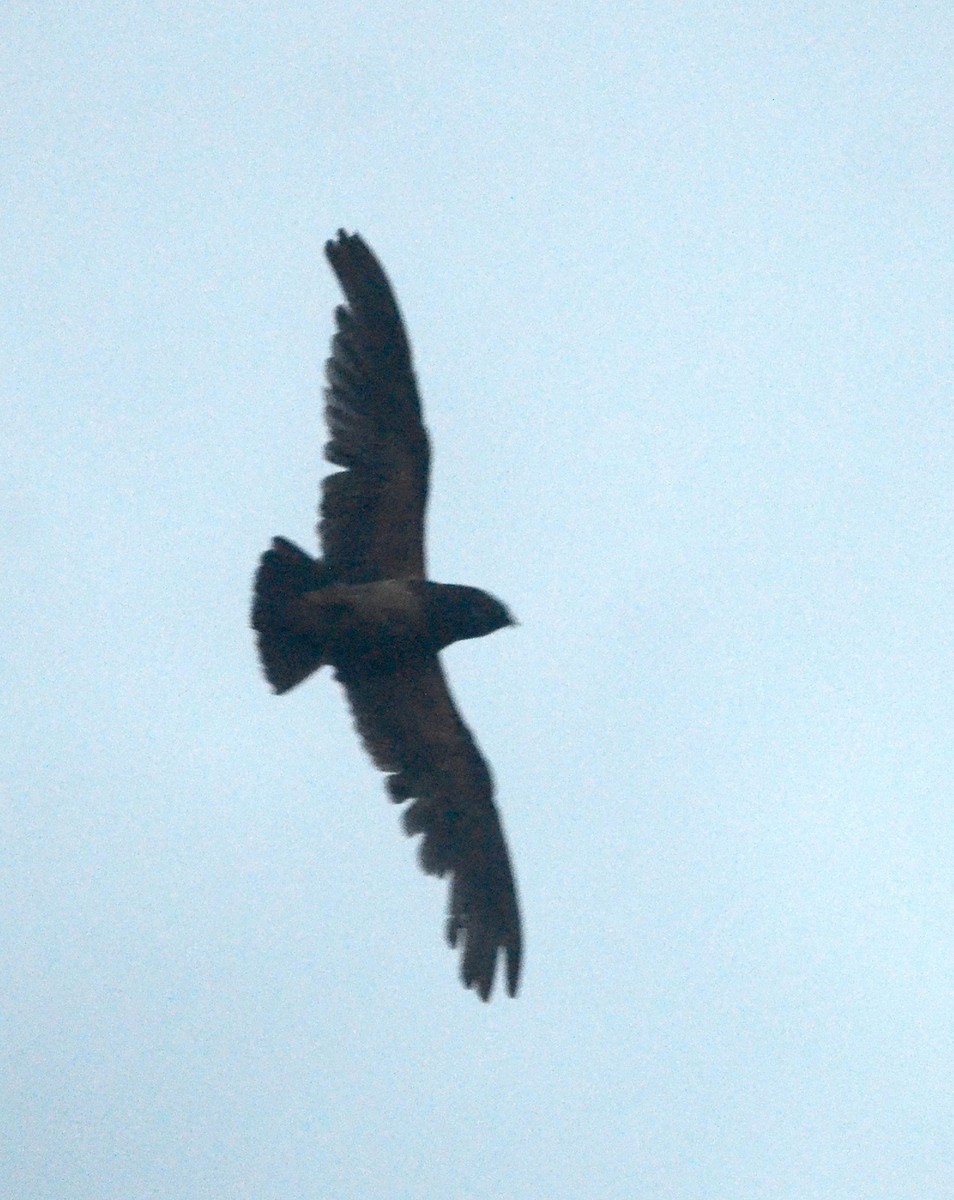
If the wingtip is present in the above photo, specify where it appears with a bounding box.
[506,945,521,998]
[455,934,522,1002]
[324,228,345,260]
[325,228,365,258]
[465,958,520,1002]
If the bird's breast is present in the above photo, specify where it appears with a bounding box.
[341,579,421,628]
[319,579,429,669]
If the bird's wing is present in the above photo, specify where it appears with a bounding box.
[337,654,522,1000]
[320,230,430,582]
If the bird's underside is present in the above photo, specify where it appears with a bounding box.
[252,230,522,1000]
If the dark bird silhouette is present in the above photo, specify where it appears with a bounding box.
[252,230,522,1000]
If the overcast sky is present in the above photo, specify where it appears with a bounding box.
[3,3,953,1197]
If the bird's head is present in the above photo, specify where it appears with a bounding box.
[465,589,517,638]
[423,583,517,650]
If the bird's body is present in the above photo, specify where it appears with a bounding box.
[296,577,425,654]
[252,230,522,1000]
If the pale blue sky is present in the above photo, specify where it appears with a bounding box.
[3,3,952,1197]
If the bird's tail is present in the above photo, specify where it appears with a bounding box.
[251,537,334,694]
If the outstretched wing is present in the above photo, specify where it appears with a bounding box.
[321,230,430,582]
[337,655,522,1000]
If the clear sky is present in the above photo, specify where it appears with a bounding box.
[3,3,952,1196]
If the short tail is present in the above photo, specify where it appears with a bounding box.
[251,537,333,694]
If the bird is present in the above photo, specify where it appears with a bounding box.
[251,230,522,1000]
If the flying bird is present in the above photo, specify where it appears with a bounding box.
[252,230,522,1000]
